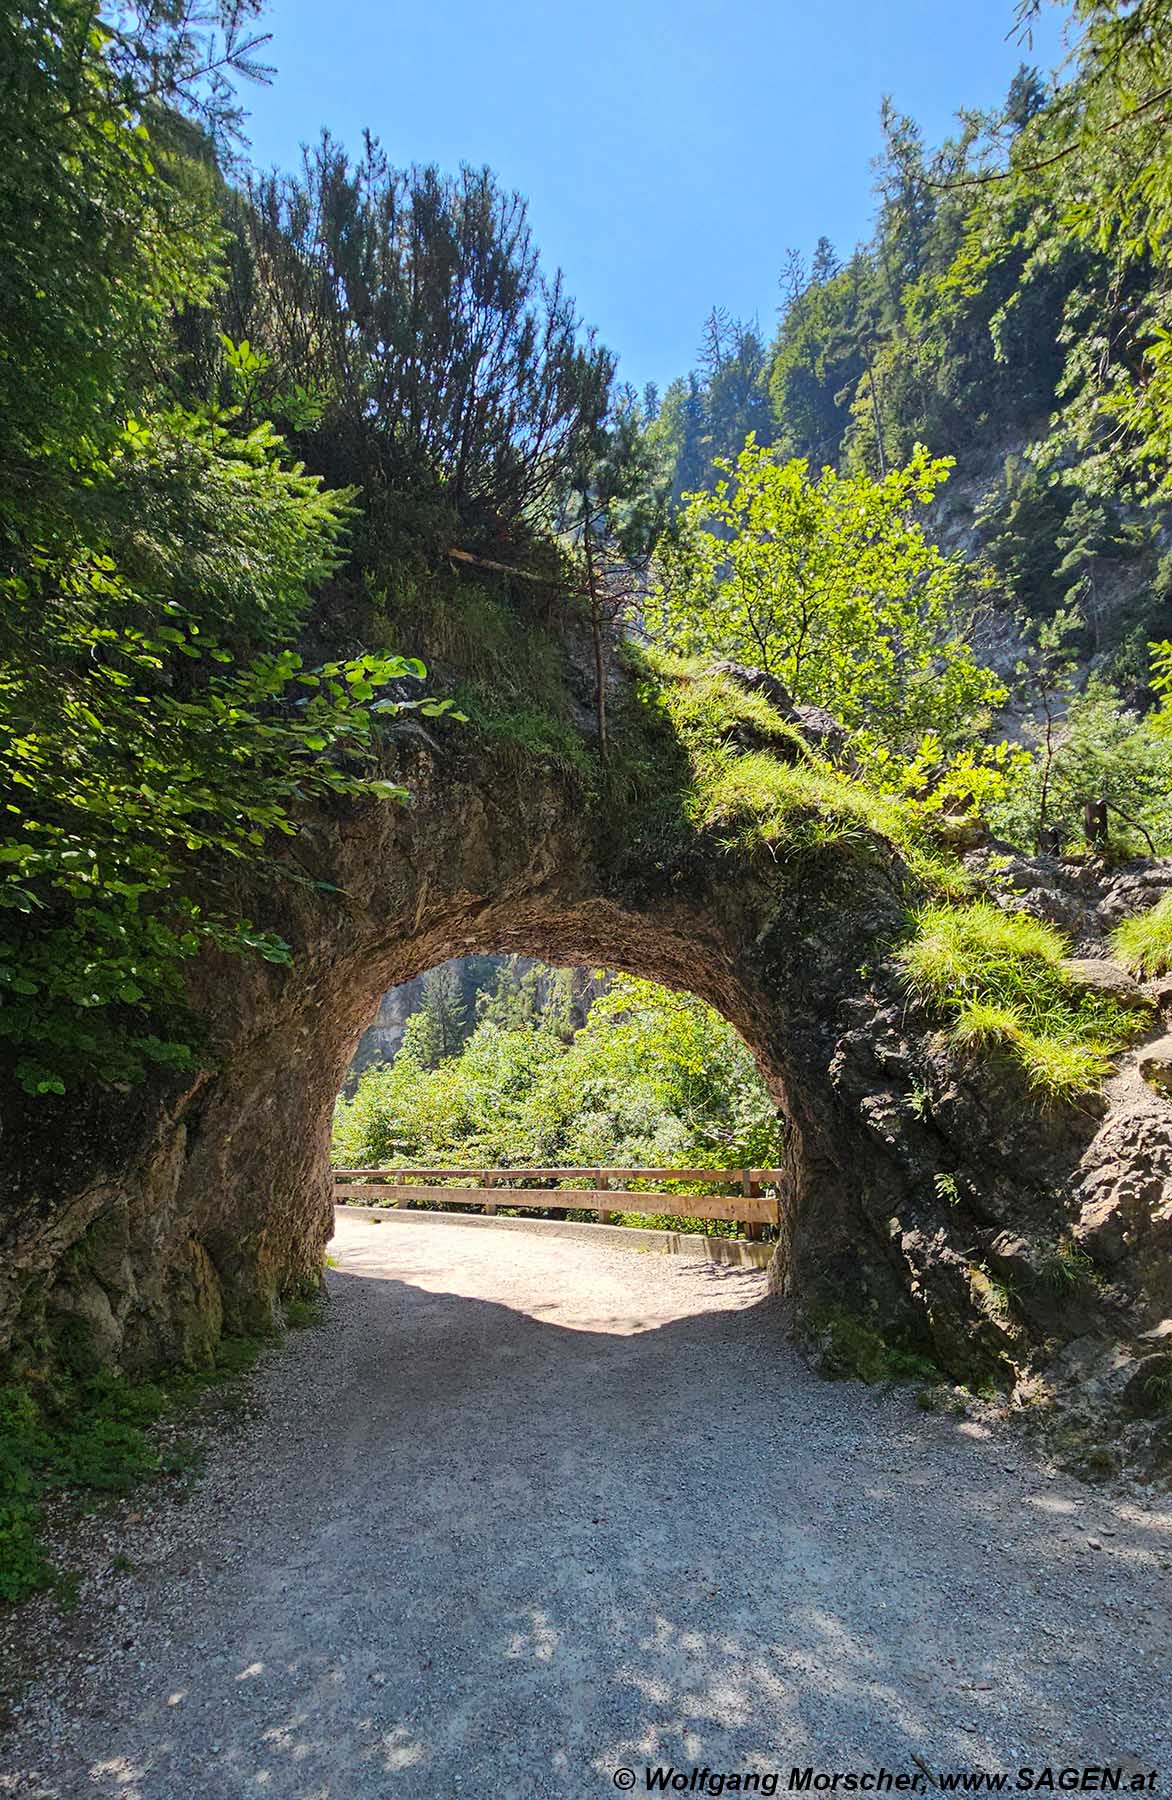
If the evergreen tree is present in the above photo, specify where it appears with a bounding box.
[236,133,616,543]
[407,966,469,1069]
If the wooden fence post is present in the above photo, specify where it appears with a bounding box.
[741,1170,762,1242]
[595,1171,612,1225]
[482,1171,496,1216]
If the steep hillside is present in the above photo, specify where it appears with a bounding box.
[645,58,1172,703]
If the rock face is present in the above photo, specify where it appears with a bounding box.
[1,601,1171,1466]
[1061,958,1152,1011]
[1139,1036,1172,1095]
[703,660,853,762]
[346,972,427,1086]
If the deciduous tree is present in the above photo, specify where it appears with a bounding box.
[650,440,1003,762]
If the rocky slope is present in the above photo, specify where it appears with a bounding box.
[828,848,1172,1471]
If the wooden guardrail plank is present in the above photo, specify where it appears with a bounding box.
[336,1184,777,1224]
[335,1185,407,1203]
[331,1165,784,1235]
[333,1167,787,1183]
[333,1168,490,1181]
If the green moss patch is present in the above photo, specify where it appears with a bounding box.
[810,1308,940,1386]
[285,1294,328,1329]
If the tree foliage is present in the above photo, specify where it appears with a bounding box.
[637,2,1172,854]
[234,134,616,539]
[1002,0,1172,492]
[990,675,1172,854]
[646,5,1172,679]
[334,972,780,1176]
[651,441,1003,762]
[0,4,455,1093]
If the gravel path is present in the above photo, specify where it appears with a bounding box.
[2,1210,1171,1799]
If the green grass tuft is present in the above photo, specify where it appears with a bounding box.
[1111,892,1172,979]
[646,656,811,758]
[455,697,595,782]
[285,1295,327,1330]
[1015,1034,1114,1099]
[949,997,1026,1049]
[901,901,1069,1001]
[204,1333,269,1380]
[1032,1236,1100,1296]
[0,1328,281,1608]
[627,651,975,892]
[900,900,1138,1100]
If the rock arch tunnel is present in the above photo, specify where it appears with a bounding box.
[2,604,1170,1405]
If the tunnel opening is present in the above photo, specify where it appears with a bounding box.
[330,953,791,1248]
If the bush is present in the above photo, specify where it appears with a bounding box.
[0,8,454,1097]
[242,136,615,534]
[648,441,1003,762]
[987,680,1172,857]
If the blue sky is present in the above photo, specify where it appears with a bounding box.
[241,0,1070,396]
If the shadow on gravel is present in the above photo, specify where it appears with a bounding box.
[5,1267,1171,1798]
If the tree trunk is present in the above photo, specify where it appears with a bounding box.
[584,519,608,762]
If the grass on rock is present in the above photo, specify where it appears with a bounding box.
[1111,892,1172,979]
[625,649,971,893]
[900,901,1139,1099]
[368,596,1130,1107]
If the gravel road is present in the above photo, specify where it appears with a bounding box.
[2,1210,1170,1799]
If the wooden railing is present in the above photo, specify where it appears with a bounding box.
[332,1167,785,1240]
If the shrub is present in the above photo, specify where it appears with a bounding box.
[988,680,1172,857]
[648,441,1003,761]
[334,972,782,1180]
[243,137,614,530]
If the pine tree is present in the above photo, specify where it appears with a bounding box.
[407,966,468,1068]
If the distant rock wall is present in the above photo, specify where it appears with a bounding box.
[343,956,605,1092]
[344,971,425,1088]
